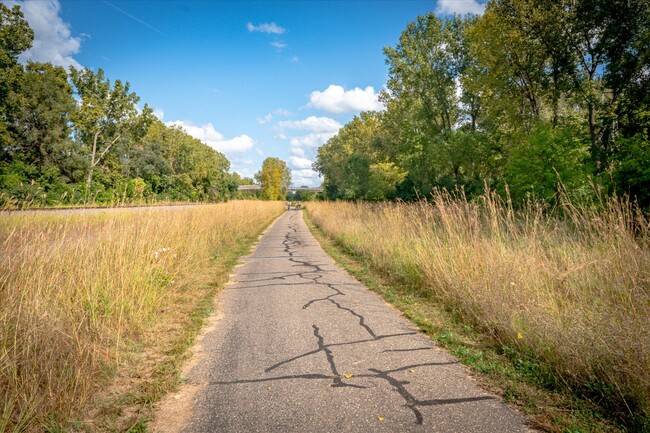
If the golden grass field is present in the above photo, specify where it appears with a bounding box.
[0,201,283,432]
[306,193,649,428]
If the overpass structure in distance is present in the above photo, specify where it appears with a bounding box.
[237,185,323,193]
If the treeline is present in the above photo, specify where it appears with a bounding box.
[315,0,649,207]
[0,5,239,207]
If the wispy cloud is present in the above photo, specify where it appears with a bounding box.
[435,0,486,16]
[246,22,285,34]
[104,1,168,36]
[6,0,82,69]
[278,116,342,133]
[271,41,287,50]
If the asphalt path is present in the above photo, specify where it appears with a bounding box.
[158,210,532,432]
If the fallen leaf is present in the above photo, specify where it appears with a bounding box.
[408,369,415,373]
[344,374,353,379]
[378,416,384,421]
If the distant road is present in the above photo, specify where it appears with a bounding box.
[153,210,533,432]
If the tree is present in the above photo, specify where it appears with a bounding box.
[11,62,75,167]
[255,157,291,200]
[0,3,33,156]
[314,111,387,199]
[383,13,463,136]
[69,67,153,191]
[466,1,550,133]
[232,173,255,186]
[139,119,233,201]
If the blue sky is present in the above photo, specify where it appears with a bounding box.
[8,0,487,186]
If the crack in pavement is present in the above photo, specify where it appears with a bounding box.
[214,320,478,426]
[382,347,433,353]
[264,330,418,373]
[280,220,379,339]
[182,211,527,432]
[367,367,495,424]
[263,215,494,424]
[313,324,367,389]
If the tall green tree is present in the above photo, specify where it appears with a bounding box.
[0,3,33,156]
[11,62,75,168]
[255,157,291,200]
[315,111,405,200]
[383,13,463,136]
[69,67,153,191]
[139,119,233,201]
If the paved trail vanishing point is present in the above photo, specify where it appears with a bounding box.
[153,210,533,433]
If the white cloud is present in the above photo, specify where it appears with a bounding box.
[309,84,384,114]
[165,120,254,153]
[270,41,287,50]
[274,108,292,116]
[289,132,336,148]
[257,113,273,124]
[8,0,82,69]
[289,156,313,169]
[291,169,321,187]
[278,116,341,133]
[290,147,305,157]
[247,22,285,34]
[234,167,257,179]
[230,157,254,166]
[278,117,340,157]
[153,109,165,120]
[290,55,300,63]
[210,135,255,154]
[293,169,319,178]
[435,0,486,16]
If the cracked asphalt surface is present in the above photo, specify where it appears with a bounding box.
[176,210,532,432]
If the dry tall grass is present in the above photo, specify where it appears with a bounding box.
[0,201,283,432]
[307,193,649,426]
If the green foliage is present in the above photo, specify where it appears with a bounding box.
[367,162,406,201]
[69,67,154,191]
[254,157,291,200]
[0,3,33,154]
[0,4,242,207]
[609,134,650,208]
[11,62,75,168]
[314,1,650,209]
[503,125,592,203]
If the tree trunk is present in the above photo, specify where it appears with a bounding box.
[86,131,99,191]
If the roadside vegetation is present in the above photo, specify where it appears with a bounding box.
[0,201,283,432]
[306,195,649,432]
[309,3,649,428]
[0,5,248,209]
[314,1,649,209]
